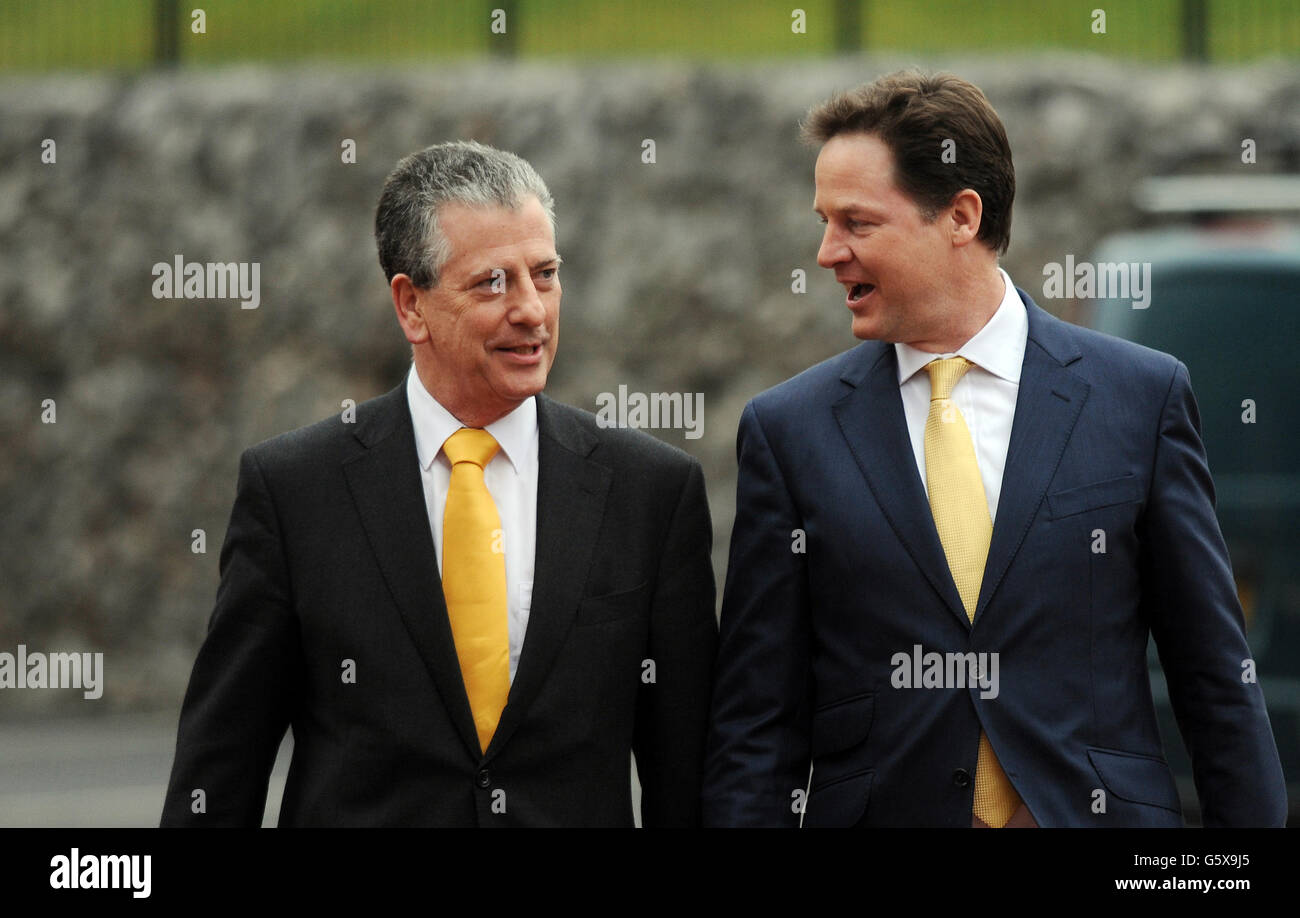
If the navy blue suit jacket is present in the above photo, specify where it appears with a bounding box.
[703,290,1287,827]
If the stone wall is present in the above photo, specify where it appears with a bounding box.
[2,58,1297,714]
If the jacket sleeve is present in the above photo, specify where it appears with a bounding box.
[1140,361,1287,826]
[702,400,812,827]
[161,447,303,826]
[633,458,718,827]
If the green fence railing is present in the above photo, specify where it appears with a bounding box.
[1,0,1297,71]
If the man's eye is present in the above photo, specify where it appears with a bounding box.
[537,268,557,281]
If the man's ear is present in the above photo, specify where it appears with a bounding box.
[391,274,430,345]
[947,188,984,248]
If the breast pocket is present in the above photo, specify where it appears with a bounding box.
[573,580,649,626]
[1047,474,1142,520]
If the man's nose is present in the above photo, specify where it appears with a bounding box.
[507,273,547,325]
[817,227,850,269]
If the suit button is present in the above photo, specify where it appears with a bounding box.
[476,769,491,788]
[952,769,971,787]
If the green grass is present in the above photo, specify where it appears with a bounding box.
[1,0,1296,71]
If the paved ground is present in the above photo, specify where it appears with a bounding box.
[0,712,290,827]
[0,713,641,826]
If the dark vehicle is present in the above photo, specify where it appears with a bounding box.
[1083,178,1300,825]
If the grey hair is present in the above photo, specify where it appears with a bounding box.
[374,140,556,289]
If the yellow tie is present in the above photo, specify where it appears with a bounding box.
[442,428,510,755]
[924,357,1021,828]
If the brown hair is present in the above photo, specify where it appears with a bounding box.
[802,70,1015,255]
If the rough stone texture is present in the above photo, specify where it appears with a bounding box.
[2,59,1297,716]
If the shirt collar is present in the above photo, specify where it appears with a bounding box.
[405,363,537,473]
[895,267,1027,386]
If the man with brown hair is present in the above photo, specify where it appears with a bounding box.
[703,71,1285,827]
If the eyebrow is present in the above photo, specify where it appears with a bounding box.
[468,255,562,282]
[813,202,879,218]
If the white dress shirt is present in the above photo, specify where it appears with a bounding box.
[405,363,538,683]
[895,267,1028,524]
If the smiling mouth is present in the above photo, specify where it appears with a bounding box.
[498,344,542,355]
[848,283,875,303]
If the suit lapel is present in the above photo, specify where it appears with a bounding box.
[973,294,1090,626]
[834,343,971,628]
[485,394,611,756]
[341,383,482,761]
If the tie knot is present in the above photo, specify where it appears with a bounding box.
[925,356,975,401]
[443,428,500,469]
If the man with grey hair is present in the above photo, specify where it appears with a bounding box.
[162,141,717,827]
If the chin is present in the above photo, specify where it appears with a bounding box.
[851,317,887,341]
[497,371,548,401]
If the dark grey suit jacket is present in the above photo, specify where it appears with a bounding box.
[162,382,717,826]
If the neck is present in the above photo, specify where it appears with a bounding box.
[412,359,516,428]
[909,265,1004,354]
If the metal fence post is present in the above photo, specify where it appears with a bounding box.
[834,0,862,54]
[491,1,518,57]
[1182,0,1209,62]
[154,0,180,67]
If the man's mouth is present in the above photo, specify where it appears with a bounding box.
[498,344,542,355]
[847,283,875,303]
